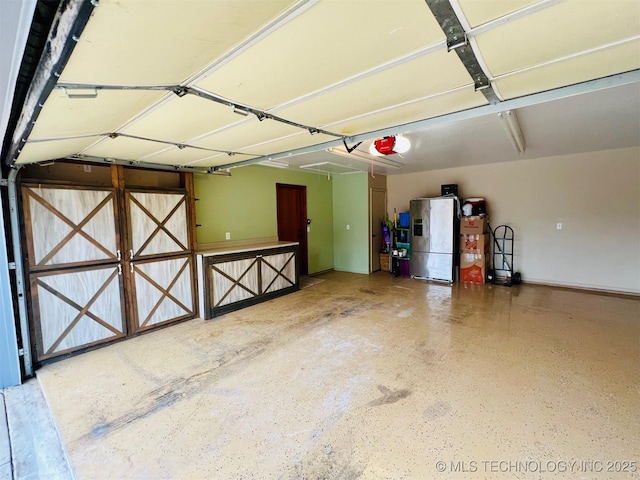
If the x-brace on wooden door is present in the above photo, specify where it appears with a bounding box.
[124,189,196,333]
[22,185,126,361]
[22,172,197,363]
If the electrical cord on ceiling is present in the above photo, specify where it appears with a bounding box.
[342,138,362,153]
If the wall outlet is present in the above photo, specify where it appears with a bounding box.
[83,165,91,173]
[225,232,231,240]
[556,223,563,230]
[346,224,350,230]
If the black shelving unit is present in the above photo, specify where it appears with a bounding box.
[391,227,411,276]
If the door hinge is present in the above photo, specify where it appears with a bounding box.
[8,262,16,270]
[0,179,8,187]
[18,348,25,356]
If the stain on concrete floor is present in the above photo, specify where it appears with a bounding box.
[367,386,411,407]
[36,272,640,479]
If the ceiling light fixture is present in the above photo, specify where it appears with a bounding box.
[300,162,361,175]
[368,135,411,156]
[258,160,289,169]
[326,147,403,169]
[497,110,525,154]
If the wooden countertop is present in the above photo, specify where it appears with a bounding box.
[196,241,299,257]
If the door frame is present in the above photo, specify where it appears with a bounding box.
[276,183,308,275]
[369,187,387,273]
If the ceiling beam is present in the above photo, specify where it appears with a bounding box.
[212,69,640,170]
[326,147,403,170]
[61,153,222,175]
[424,0,501,104]
[51,82,344,145]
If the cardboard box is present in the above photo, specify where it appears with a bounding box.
[379,253,390,271]
[460,215,489,235]
[460,253,490,284]
[460,233,490,254]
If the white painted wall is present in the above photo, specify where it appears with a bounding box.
[388,147,640,294]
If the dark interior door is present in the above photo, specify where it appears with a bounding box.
[276,184,308,275]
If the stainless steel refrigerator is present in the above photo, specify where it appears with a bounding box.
[410,197,458,282]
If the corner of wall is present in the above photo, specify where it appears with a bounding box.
[332,173,369,273]
[386,147,640,293]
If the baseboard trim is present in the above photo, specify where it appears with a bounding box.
[303,270,639,297]
[523,279,639,298]
[333,268,370,275]
[309,268,334,277]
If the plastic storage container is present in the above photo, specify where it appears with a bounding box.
[398,212,410,228]
[399,258,410,276]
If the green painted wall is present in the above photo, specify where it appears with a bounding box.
[193,165,334,274]
[332,173,369,274]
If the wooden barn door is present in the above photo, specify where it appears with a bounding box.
[21,167,197,363]
[125,190,196,333]
[22,185,126,361]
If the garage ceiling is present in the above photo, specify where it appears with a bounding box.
[4,0,640,175]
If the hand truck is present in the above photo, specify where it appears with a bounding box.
[487,223,521,286]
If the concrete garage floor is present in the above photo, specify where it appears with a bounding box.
[1,380,73,479]
[37,271,639,479]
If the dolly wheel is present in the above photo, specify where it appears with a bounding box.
[487,269,494,282]
[513,272,522,285]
